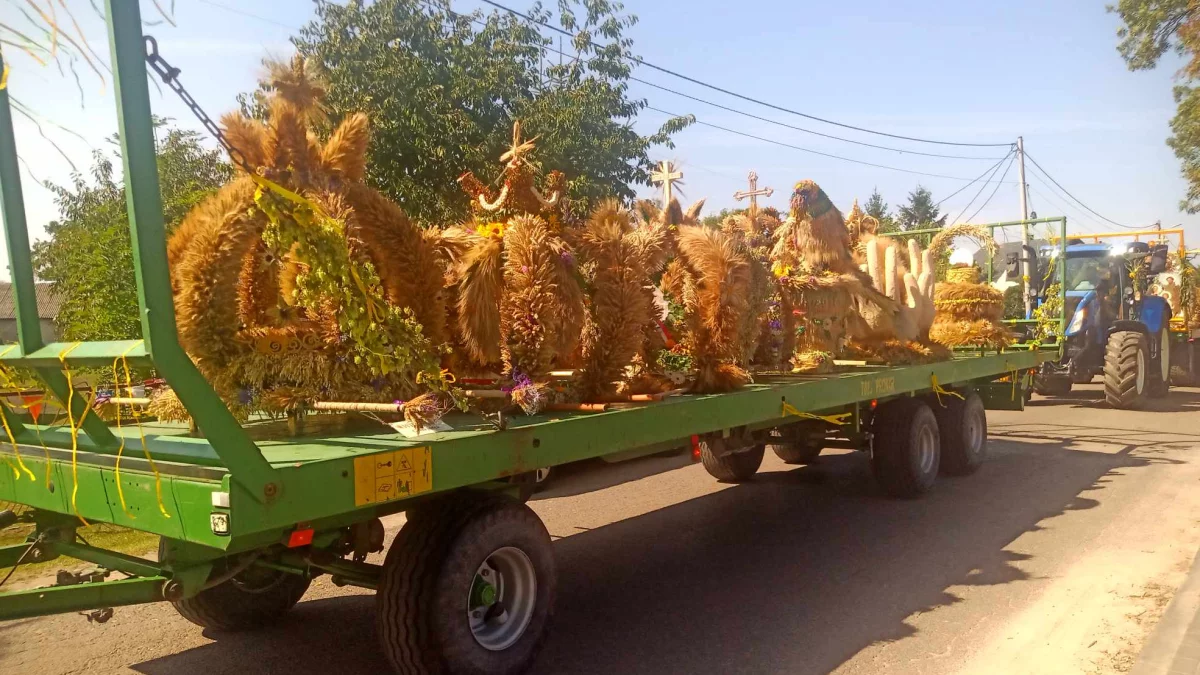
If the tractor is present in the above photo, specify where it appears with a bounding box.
[1030,240,1172,408]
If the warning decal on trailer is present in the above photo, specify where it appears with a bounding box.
[352,447,433,506]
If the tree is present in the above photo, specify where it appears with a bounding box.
[32,126,231,341]
[1110,1,1200,212]
[282,0,692,225]
[896,185,946,231]
[863,187,898,232]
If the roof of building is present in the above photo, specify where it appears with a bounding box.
[0,282,64,320]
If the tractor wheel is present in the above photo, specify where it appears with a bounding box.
[162,541,311,631]
[377,492,556,675]
[933,392,988,476]
[871,398,940,498]
[1104,331,1149,409]
[699,437,765,482]
[1147,329,1170,398]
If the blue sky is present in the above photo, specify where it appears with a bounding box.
[3,0,1197,279]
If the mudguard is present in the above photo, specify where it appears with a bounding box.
[1139,296,1170,334]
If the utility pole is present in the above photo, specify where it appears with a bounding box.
[1016,136,1032,316]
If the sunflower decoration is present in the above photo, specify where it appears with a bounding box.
[168,55,455,422]
[443,121,584,402]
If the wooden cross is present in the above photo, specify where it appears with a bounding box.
[733,170,773,220]
[651,160,683,206]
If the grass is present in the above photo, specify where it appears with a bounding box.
[1,502,161,586]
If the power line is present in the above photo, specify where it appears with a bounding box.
[195,0,298,30]
[964,154,1016,223]
[1026,179,1115,233]
[477,0,1013,149]
[950,151,1013,224]
[645,106,1018,183]
[437,1,1000,160]
[1023,152,1135,230]
[935,149,1014,208]
[629,76,1009,161]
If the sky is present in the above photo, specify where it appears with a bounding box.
[2,0,1198,281]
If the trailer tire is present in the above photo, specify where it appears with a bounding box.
[1033,376,1072,397]
[771,442,822,465]
[1170,365,1196,387]
[699,438,765,482]
[378,493,555,675]
[933,392,987,476]
[871,398,940,498]
[1104,331,1148,409]
[162,542,311,632]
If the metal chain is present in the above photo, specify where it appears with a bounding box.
[143,36,250,172]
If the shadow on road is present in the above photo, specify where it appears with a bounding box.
[1028,384,1200,413]
[131,436,1174,675]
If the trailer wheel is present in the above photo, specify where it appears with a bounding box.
[771,442,822,465]
[699,437,765,482]
[378,493,555,675]
[871,398,940,498]
[933,392,987,476]
[1033,375,1072,397]
[1104,331,1148,409]
[1170,365,1196,387]
[161,541,311,631]
[768,424,823,464]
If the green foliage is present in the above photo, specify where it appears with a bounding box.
[1110,1,1200,211]
[32,125,231,341]
[700,207,740,228]
[255,188,442,384]
[1110,0,1195,72]
[1002,284,1025,320]
[863,186,898,233]
[285,0,692,225]
[896,185,946,231]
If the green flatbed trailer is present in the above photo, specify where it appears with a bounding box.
[0,3,1058,674]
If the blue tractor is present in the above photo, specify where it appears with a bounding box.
[1032,240,1172,408]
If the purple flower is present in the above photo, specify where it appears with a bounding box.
[769,319,782,330]
[560,250,576,267]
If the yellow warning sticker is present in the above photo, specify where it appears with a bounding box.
[353,446,433,506]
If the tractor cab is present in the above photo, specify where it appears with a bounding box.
[1032,240,1172,407]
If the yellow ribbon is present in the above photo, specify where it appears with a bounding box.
[0,63,9,91]
[58,342,94,526]
[417,368,457,386]
[0,345,26,480]
[781,401,851,426]
[930,374,965,408]
[112,340,169,519]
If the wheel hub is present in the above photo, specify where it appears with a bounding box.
[467,547,537,651]
[916,424,937,474]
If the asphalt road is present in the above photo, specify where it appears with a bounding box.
[2,383,1199,675]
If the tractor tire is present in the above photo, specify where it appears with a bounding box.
[1148,329,1170,399]
[771,441,823,465]
[1104,331,1149,410]
[700,437,765,482]
[377,492,555,675]
[933,392,988,476]
[871,398,940,498]
[162,541,311,631]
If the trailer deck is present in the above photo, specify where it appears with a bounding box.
[0,3,1059,672]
